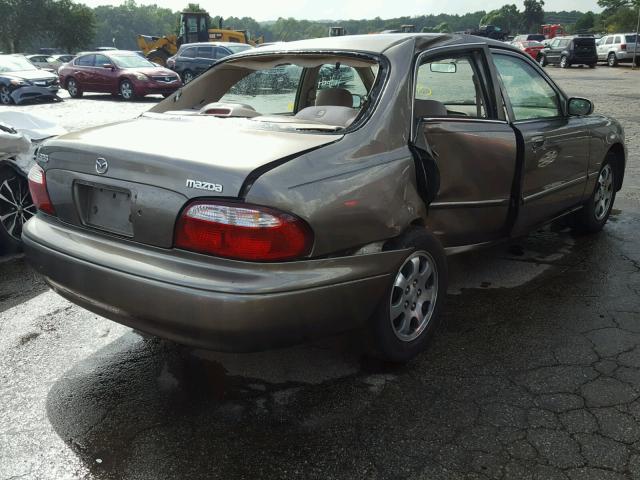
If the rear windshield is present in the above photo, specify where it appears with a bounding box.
[626,35,638,44]
[152,53,383,133]
[572,38,596,47]
[528,34,545,42]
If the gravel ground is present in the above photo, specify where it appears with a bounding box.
[0,64,639,480]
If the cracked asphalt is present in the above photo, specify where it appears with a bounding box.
[1,65,640,480]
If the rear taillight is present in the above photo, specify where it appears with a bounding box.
[175,201,313,261]
[621,44,627,50]
[27,164,55,215]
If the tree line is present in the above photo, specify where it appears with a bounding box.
[1,0,638,54]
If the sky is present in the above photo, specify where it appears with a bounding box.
[81,0,602,21]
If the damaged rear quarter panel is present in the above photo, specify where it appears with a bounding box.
[244,41,427,257]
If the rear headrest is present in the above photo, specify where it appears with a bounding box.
[294,106,358,128]
[315,88,353,107]
[414,99,448,118]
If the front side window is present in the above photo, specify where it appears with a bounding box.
[606,37,614,45]
[94,54,110,66]
[415,54,487,118]
[494,54,560,121]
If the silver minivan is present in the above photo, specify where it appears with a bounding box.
[597,33,640,66]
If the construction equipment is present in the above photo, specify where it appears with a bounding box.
[137,12,261,66]
[467,25,509,41]
[329,27,346,37]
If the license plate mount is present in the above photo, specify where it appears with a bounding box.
[76,183,134,237]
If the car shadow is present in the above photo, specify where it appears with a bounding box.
[67,94,163,104]
[43,216,631,479]
[0,254,48,314]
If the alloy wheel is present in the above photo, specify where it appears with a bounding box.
[594,164,614,221]
[67,79,78,97]
[183,71,194,84]
[0,86,12,105]
[0,173,35,241]
[560,56,568,68]
[389,251,438,342]
[120,81,133,100]
[608,53,617,67]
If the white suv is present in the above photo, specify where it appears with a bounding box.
[597,33,640,67]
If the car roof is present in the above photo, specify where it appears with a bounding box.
[179,42,243,48]
[231,33,521,56]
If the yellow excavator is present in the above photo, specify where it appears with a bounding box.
[137,12,262,66]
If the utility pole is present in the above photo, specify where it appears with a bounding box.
[634,3,640,70]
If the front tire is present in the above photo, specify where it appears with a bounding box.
[0,166,35,253]
[368,228,448,363]
[0,85,13,105]
[571,160,616,234]
[538,55,547,67]
[560,56,570,68]
[608,53,618,67]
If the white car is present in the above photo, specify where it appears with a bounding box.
[597,33,640,67]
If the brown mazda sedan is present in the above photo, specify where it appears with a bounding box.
[23,34,626,362]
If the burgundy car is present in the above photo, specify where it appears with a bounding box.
[58,51,182,101]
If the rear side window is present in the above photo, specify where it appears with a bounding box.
[615,36,622,44]
[494,54,560,121]
[75,55,95,66]
[181,47,196,58]
[197,46,214,58]
[415,55,488,119]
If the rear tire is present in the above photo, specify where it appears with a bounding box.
[367,228,448,363]
[66,78,83,98]
[0,166,35,254]
[571,159,616,234]
[119,79,135,101]
[182,70,194,84]
[608,53,618,67]
[560,56,570,68]
[588,63,596,69]
[0,85,14,105]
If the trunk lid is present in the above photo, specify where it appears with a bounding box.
[41,114,342,247]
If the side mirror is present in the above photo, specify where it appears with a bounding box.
[102,63,114,70]
[568,97,593,116]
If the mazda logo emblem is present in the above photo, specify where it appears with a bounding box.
[95,157,108,175]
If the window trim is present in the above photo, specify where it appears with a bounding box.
[410,44,504,139]
[489,48,568,124]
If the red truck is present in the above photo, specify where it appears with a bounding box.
[541,24,564,39]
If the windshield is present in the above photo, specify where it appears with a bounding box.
[0,55,37,72]
[110,54,155,69]
[225,44,253,54]
[153,53,382,132]
[523,41,543,47]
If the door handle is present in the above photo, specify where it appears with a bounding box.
[531,136,546,151]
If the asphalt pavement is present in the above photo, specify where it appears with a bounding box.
[1,65,640,480]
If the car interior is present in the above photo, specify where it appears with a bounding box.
[152,54,381,130]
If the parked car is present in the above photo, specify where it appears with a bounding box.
[51,54,75,65]
[0,55,60,105]
[167,42,253,83]
[58,50,182,100]
[513,34,546,43]
[512,40,545,59]
[24,34,626,362]
[25,55,58,72]
[0,112,66,252]
[538,36,597,68]
[597,33,640,67]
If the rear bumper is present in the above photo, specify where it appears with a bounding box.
[23,215,405,351]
